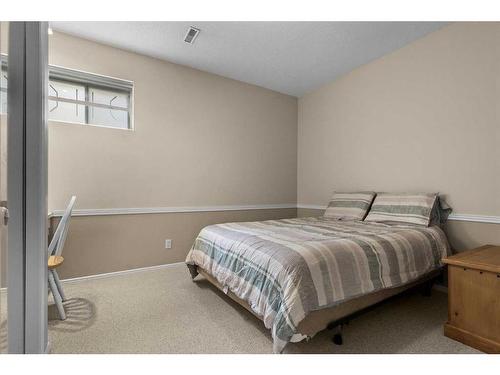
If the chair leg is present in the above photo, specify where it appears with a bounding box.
[48,272,66,320]
[51,269,66,302]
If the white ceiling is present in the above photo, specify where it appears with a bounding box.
[51,22,447,97]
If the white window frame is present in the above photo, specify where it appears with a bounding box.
[1,55,134,130]
[48,65,134,130]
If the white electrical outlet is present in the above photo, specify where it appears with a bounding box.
[165,239,172,249]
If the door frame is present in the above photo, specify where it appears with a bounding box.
[7,21,48,354]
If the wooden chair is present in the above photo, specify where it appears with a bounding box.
[48,196,76,320]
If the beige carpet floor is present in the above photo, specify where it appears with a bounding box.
[44,263,480,354]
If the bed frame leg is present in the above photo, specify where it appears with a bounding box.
[327,322,344,345]
[332,332,343,345]
[422,280,433,297]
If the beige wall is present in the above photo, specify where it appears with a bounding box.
[47,31,298,278]
[298,22,500,217]
[48,32,298,212]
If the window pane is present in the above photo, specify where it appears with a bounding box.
[88,106,129,129]
[48,80,86,124]
[49,80,85,101]
[48,100,86,124]
[87,87,130,129]
[89,87,128,109]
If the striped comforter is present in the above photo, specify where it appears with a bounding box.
[185,217,449,353]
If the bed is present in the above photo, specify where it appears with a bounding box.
[185,216,450,353]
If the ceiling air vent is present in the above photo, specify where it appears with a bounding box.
[184,26,200,44]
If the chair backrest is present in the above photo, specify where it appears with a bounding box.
[48,196,77,257]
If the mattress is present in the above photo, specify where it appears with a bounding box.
[186,217,450,353]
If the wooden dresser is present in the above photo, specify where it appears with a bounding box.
[442,245,500,353]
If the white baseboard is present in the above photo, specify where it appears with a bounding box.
[60,262,185,284]
[297,204,325,210]
[0,263,185,290]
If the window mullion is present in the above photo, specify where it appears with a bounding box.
[85,84,89,125]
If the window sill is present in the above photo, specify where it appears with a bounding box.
[48,119,134,131]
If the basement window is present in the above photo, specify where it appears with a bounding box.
[48,66,133,130]
[0,58,133,130]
